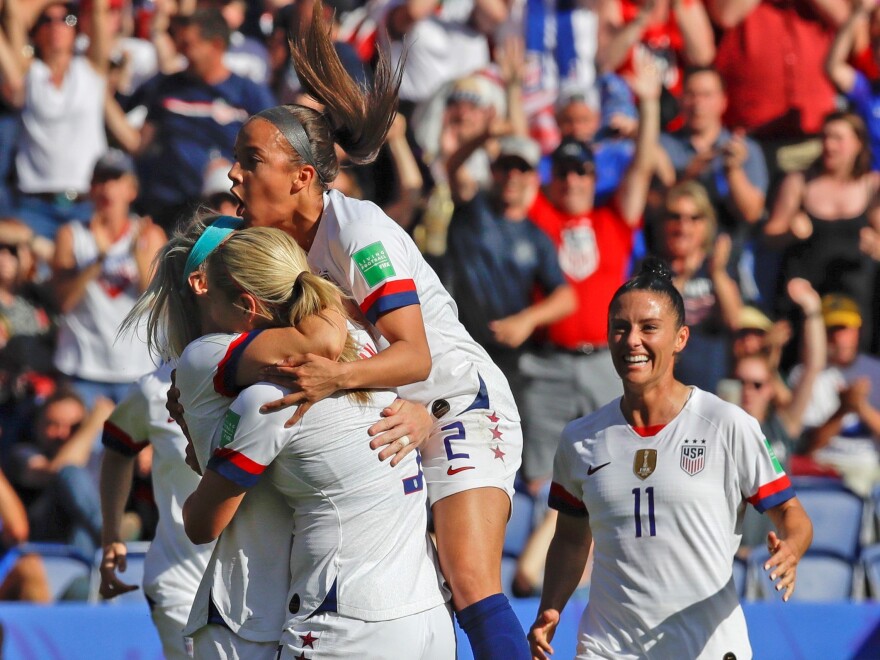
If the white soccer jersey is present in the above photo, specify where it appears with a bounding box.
[550,388,795,660]
[309,189,518,420]
[176,332,293,643]
[207,382,449,624]
[102,363,212,609]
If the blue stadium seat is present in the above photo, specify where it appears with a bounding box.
[503,490,535,559]
[732,556,747,600]
[749,547,854,602]
[789,479,864,561]
[18,543,93,601]
[89,542,150,605]
[860,544,880,600]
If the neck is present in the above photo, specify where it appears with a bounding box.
[621,380,692,428]
[688,124,721,151]
[193,59,230,86]
[289,190,325,252]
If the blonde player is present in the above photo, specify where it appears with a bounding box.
[99,363,213,660]
[529,258,814,659]
[176,226,453,656]
[227,5,527,655]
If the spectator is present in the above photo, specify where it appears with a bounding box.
[731,304,795,408]
[793,293,880,495]
[0,219,57,451]
[657,66,768,233]
[764,110,880,349]
[5,388,113,557]
[106,7,274,231]
[446,133,576,394]
[708,0,849,181]
[50,149,165,407]
[200,155,239,217]
[655,181,742,392]
[0,467,50,602]
[597,0,716,127]
[826,0,880,171]
[218,0,270,85]
[0,0,111,241]
[517,58,661,492]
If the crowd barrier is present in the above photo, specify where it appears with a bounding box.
[0,599,878,659]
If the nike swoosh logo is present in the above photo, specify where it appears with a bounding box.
[587,462,611,475]
[447,466,476,476]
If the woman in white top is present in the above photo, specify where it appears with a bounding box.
[226,4,528,656]
[529,258,814,660]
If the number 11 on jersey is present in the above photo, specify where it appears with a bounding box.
[632,487,656,538]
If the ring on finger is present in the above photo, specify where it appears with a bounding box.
[398,435,411,449]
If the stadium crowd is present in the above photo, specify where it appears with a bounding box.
[0,0,876,640]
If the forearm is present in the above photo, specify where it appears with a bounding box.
[537,528,592,615]
[726,167,766,224]
[337,339,431,391]
[0,27,25,107]
[446,131,488,204]
[0,472,29,543]
[51,261,104,313]
[87,0,110,75]
[104,94,143,154]
[616,97,659,223]
[674,1,716,65]
[520,285,577,329]
[807,411,845,452]
[857,402,880,437]
[711,269,742,331]
[597,16,648,73]
[99,451,135,545]
[826,9,861,91]
[768,499,813,560]
[385,135,424,229]
[705,0,761,28]
[806,0,850,29]
[51,404,112,471]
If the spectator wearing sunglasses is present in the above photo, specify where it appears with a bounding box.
[0,0,113,242]
[653,180,742,393]
[513,58,661,494]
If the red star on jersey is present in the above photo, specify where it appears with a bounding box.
[300,631,319,648]
[486,411,499,423]
[490,425,503,441]
[492,445,505,460]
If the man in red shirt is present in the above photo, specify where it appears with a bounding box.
[519,63,660,492]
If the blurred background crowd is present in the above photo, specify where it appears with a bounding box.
[0,0,878,605]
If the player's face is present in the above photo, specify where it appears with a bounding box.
[230,119,299,229]
[608,290,688,391]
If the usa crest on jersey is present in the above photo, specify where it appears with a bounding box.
[680,439,706,476]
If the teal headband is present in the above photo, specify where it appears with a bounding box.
[182,216,244,285]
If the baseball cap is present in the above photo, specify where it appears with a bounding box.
[821,294,862,328]
[551,138,595,172]
[495,136,541,170]
[739,306,773,333]
[448,76,494,108]
[92,149,136,181]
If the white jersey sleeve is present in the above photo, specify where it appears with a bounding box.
[102,380,149,456]
[732,411,796,513]
[548,421,589,519]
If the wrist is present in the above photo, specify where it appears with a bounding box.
[336,360,355,390]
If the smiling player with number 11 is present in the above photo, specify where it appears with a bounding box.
[529,258,813,659]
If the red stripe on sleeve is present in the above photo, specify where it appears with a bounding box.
[212,447,266,476]
[213,334,250,397]
[747,475,793,506]
[359,279,418,314]
[103,420,148,452]
[549,482,586,511]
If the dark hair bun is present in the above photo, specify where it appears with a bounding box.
[638,257,674,283]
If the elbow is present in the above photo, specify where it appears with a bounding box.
[413,354,432,382]
[183,517,218,546]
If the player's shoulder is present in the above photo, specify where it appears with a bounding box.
[136,363,174,401]
[686,387,761,435]
[561,398,624,446]
[179,333,237,363]
[327,190,405,242]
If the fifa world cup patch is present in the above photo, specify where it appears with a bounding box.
[219,410,241,447]
[633,449,657,480]
[352,241,396,287]
[679,439,707,476]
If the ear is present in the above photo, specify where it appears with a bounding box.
[673,324,690,354]
[238,292,261,325]
[188,270,208,296]
[289,164,317,194]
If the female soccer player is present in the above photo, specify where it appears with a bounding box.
[528,258,813,659]
[227,5,527,656]
[180,226,455,658]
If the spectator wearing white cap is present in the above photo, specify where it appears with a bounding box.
[51,149,166,407]
[446,133,576,395]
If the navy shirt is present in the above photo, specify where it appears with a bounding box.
[136,70,275,209]
[446,192,566,352]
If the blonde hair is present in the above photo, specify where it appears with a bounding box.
[207,227,370,403]
[121,209,218,360]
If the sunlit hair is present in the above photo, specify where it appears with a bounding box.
[207,227,370,403]
[120,209,219,360]
[819,110,872,179]
[663,180,717,253]
[609,257,686,329]
[248,0,403,188]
